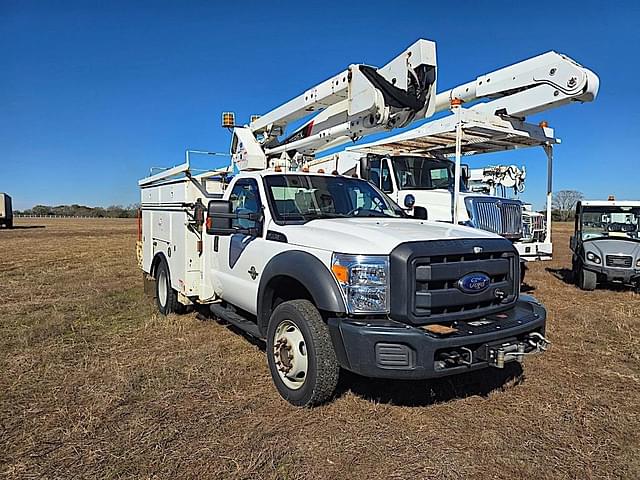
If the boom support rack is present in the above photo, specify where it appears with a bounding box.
[342,106,558,260]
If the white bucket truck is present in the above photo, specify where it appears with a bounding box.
[307,51,599,262]
[137,40,598,405]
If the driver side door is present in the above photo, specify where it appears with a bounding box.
[211,178,267,314]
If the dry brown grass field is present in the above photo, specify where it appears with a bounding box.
[1,219,638,479]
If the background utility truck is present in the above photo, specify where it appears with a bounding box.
[0,193,13,229]
[139,39,552,406]
[571,200,640,291]
[307,51,599,262]
[469,165,547,247]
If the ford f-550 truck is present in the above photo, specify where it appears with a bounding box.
[139,169,549,406]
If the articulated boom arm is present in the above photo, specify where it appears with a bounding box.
[470,165,527,196]
[231,42,598,172]
[232,39,438,170]
[434,51,599,117]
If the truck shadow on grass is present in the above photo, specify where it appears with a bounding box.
[520,282,536,293]
[546,267,573,285]
[547,267,639,293]
[198,309,525,407]
[3,225,46,230]
[336,364,524,407]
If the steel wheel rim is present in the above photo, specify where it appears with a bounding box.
[273,320,308,390]
[158,269,168,308]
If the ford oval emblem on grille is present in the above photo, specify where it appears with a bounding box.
[457,272,491,294]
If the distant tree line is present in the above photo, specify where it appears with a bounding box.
[16,204,140,218]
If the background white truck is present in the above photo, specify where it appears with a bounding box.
[0,193,13,229]
[304,50,598,262]
[137,39,598,405]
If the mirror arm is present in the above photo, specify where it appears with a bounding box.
[206,226,257,236]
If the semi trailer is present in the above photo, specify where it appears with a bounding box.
[0,193,13,229]
[137,39,599,405]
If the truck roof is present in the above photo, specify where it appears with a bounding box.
[238,170,343,179]
[581,200,640,207]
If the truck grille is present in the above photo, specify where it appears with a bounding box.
[606,255,633,268]
[389,239,519,325]
[522,213,545,242]
[465,197,523,239]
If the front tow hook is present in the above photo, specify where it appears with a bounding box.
[488,332,551,369]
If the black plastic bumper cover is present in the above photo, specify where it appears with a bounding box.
[584,265,640,283]
[327,295,546,380]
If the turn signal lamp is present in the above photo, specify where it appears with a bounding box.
[539,121,548,128]
[331,264,349,284]
[250,115,261,123]
[222,112,236,128]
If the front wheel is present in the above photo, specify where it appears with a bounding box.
[266,300,339,407]
[578,267,597,291]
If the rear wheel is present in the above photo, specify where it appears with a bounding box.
[578,267,597,291]
[155,259,183,314]
[266,300,339,407]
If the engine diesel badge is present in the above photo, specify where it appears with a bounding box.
[457,272,491,294]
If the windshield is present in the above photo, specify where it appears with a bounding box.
[581,206,640,240]
[264,174,404,224]
[392,156,457,191]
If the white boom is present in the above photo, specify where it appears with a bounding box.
[232,39,438,170]
[434,51,599,118]
[229,41,598,173]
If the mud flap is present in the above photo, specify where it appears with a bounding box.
[143,273,156,297]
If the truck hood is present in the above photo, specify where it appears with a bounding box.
[397,189,512,223]
[585,238,640,259]
[277,217,499,255]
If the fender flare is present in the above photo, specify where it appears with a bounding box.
[150,252,169,278]
[257,250,346,333]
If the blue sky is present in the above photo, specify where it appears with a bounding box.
[2,0,638,210]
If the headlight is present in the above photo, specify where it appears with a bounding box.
[636,258,640,267]
[586,251,602,264]
[331,254,389,314]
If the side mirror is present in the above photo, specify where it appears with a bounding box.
[359,157,369,181]
[206,200,263,236]
[404,194,416,209]
[569,235,577,251]
[461,164,470,188]
[206,200,233,235]
[413,206,428,220]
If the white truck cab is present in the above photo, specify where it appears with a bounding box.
[307,109,558,262]
[309,149,522,234]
